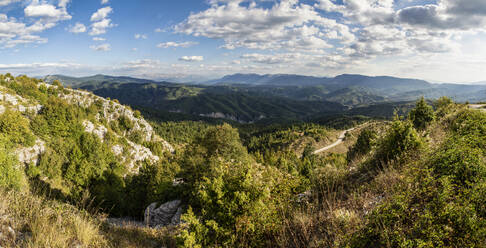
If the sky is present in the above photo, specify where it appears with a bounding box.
[1,0,486,83]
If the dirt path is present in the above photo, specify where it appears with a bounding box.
[313,122,370,155]
[313,127,356,154]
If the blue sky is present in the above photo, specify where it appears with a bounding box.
[1,0,486,83]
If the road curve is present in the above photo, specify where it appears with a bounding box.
[313,127,357,154]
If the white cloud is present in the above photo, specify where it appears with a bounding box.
[157,41,198,48]
[90,19,114,35]
[58,0,70,8]
[90,43,111,51]
[69,22,86,33]
[175,0,347,52]
[0,2,71,48]
[92,37,106,41]
[134,34,147,39]
[101,0,109,4]
[241,53,296,64]
[89,7,115,35]
[171,0,486,80]
[90,6,112,22]
[24,4,71,21]
[0,0,19,6]
[179,56,204,62]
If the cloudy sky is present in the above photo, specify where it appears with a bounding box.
[1,0,486,82]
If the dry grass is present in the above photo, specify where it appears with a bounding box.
[0,188,108,248]
[101,224,178,248]
[0,188,179,248]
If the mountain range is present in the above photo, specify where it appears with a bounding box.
[43,73,486,123]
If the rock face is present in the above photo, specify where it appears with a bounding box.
[144,200,183,228]
[16,139,46,166]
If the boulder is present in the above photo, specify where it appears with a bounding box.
[144,200,182,228]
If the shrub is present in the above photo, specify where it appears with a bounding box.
[347,128,377,160]
[409,97,434,130]
[0,109,36,147]
[118,115,134,131]
[434,96,454,118]
[0,136,26,190]
[375,119,422,166]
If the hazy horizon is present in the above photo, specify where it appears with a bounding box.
[1,0,486,83]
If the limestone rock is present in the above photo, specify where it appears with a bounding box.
[16,139,46,166]
[144,200,183,228]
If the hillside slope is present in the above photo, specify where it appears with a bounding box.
[0,74,173,215]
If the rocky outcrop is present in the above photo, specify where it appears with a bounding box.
[144,200,183,228]
[0,88,42,114]
[82,120,108,140]
[15,139,46,166]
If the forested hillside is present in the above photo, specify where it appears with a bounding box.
[44,73,486,124]
[2,74,486,247]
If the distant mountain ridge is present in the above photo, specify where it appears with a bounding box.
[44,74,161,87]
[43,73,486,123]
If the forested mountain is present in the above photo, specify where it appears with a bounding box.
[209,73,486,102]
[44,74,161,87]
[42,74,486,124]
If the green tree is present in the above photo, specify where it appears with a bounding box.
[409,97,435,130]
[178,124,293,247]
[347,128,377,160]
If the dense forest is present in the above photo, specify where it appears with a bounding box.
[2,74,486,247]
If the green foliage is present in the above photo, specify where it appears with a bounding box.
[118,115,134,131]
[349,109,486,248]
[52,80,62,87]
[31,96,85,138]
[0,109,36,147]
[178,124,294,247]
[374,119,422,166]
[0,136,26,190]
[347,128,377,160]
[245,123,329,153]
[409,97,435,130]
[434,96,454,117]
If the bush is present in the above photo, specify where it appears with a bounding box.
[434,96,454,118]
[375,119,422,166]
[0,137,26,190]
[347,128,377,160]
[409,97,434,130]
[0,109,36,147]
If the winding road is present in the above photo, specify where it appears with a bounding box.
[313,127,357,154]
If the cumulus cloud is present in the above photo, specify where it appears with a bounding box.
[101,0,109,4]
[157,41,198,48]
[179,56,204,62]
[89,6,115,35]
[0,1,71,48]
[173,0,486,76]
[24,4,71,21]
[175,0,349,51]
[69,22,86,33]
[90,43,111,51]
[90,6,112,22]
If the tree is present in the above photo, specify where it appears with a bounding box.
[178,124,292,247]
[409,97,434,130]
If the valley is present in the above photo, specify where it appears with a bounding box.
[1,74,486,247]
